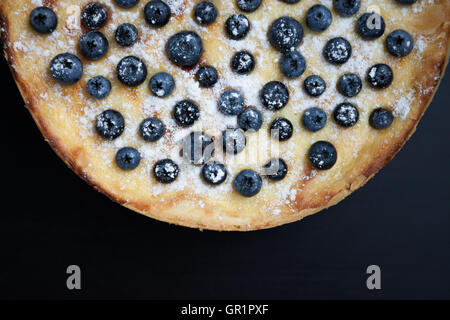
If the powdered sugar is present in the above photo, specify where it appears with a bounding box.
[393,89,415,120]
[166,0,186,16]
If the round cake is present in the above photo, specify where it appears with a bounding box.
[1,0,449,230]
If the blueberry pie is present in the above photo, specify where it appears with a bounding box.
[1,0,449,230]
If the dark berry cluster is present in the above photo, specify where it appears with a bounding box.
[36,0,417,197]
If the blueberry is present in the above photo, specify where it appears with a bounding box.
[302,107,327,132]
[173,100,200,127]
[225,14,250,40]
[149,72,175,97]
[237,0,262,13]
[222,128,247,154]
[87,76,111,99]
[144,0,171,28]
[81,3,108,30]
[166,31,203,67]
[115,23,138,47]
[369,108,394,129]
[280,50,306,79]
[49,53,83,85]
[201,162,227,185]
[304,75,326,97]
[264,158,288,181]
[306,5,332,32]
[337,73,362,97]
[115,0,140,8]
[218,89,244,115]
[334,0,361,17]
[270,117,293,141]
[29,7,57,34]
[308,141,337,170]
[116,147,141,170]
[261,81,289,111]
[367,64,393,89]
[80,31,109,60]
[116,56,148,87]
[196,66,218,88]
[182,132,215,165]
[333,102,359,127]
[386,29,414,57]
[95,110,125,140]
[231,51,255,75]
[233,170,262,197]
[323,37,352,64]
[153,159,179,183]
[357,13,385,40]
[194,1,218,25]
[238,107,263,132]
[139,117,164,142]
[395,0,417,4]
[280,0,300,3]
[269,17,303,52]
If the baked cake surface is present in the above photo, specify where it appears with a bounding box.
[1,0,449,230]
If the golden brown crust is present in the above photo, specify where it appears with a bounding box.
[2,0,450,231]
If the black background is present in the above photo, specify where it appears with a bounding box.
[1,56,449,300]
